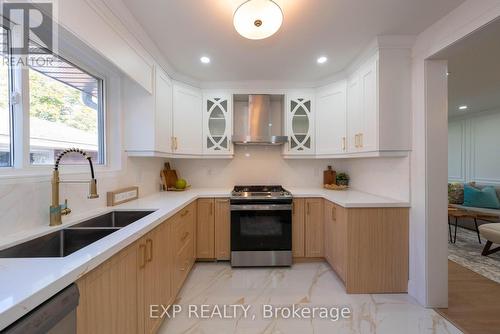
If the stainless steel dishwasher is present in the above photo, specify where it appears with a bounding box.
[2,284,79,334]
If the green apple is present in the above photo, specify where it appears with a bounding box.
[175,178,187,189]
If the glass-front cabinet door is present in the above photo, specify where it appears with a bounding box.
[285,94,314,155]
[203,93,233,155]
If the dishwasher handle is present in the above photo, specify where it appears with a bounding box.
[3,284,79,334]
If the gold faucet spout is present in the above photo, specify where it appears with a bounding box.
[88,179,99,199]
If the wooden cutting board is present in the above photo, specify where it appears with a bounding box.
[164,169,178,188]
[161,163,178,189]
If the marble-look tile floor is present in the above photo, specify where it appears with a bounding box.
[158,262,462,334]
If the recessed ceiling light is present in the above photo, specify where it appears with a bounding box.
[317,56,328,64]
[233,0,283,40]
[200,56,210,64]
[459,105,468,110]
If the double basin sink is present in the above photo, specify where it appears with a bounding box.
[0,211,155,258]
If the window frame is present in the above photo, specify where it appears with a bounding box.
[0,24,14,168]
[0,27,109,175]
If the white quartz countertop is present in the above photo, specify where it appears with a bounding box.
[0,187,408,330]
[287,187,410,208]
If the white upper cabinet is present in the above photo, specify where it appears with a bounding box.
[316,81,347,155]
[285,93,315,155]
[155,69,174,154]
[360,59,378,152]
[203,93,233,155]
[345,49,411,156]
[316,48,410,158]
[124,66,172,157]
[347,76,362,152]
[172,83,203,155]
[348,58,378,153]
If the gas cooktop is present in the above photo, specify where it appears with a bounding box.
[231,185,292,201]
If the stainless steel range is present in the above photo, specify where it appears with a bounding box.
[230,185,293,267]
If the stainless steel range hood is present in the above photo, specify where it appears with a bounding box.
[232,95,288,145]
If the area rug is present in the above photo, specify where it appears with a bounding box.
[448,227,500,284]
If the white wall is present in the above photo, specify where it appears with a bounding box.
[411,0,500,307]
[449,110,500,184]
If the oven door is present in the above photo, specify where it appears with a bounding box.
[230,203,292,252]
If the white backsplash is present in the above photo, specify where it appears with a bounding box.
[172,146,410,202]
[336,157,411,201]
[171,146,335,188]
[0,157,166,238]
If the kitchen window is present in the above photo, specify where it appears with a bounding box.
[28,42,104,165]
[0,32,106,169]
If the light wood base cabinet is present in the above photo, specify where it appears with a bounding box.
[214,199,230,260]
[323,200,409,294]
[324,201,347,282]
[77,202,197,334]
[172,202,196,293]
[138,222,174,334]
[305,198,324,257]
[76,243,139,334]
[197,199,215,259]
[292,199,305,257]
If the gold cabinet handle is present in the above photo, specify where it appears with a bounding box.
[342,137,346,151]
[210,202,213,216]
[181,231,190,242]
[307,202,310,215]
[172,137,178,151]
[360,133,363,148]
[180,260,188,271]
[171,137,175,151]
[146,239,153,262]
[176,137,179,150]
[332,206,336,221]
[139,244,146,269]
[181,209,189,217]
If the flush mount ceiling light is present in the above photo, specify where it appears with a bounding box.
[233,0,283,40]
[200,56,211,64]
[317,56,328,64]
[459,105,468,110]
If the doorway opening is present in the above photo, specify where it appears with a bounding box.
[429,18,500,334]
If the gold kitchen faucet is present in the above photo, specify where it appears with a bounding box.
[50,148,99,226]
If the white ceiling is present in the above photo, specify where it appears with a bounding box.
[122,0,464,83]
[434,18,500,117]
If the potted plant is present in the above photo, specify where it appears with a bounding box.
[336,173,350,186]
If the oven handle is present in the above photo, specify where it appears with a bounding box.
[230,204,292,211]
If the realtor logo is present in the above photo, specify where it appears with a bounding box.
[1,1,55,55]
